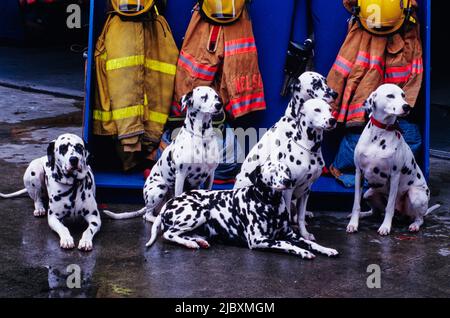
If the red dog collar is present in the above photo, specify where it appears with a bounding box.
[370,116,402,132]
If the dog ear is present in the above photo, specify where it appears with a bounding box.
[85,148,92,166]
[248,165,262,185]
[47,141,56,170]
[181,91,194,112]
[289,77,302,96]
[364,91,377,117]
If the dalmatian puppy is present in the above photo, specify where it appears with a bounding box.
[263,99,337,241]
[234,72,337,189]
[146,161,339,259]
[347,84,440,235]
[104,87,222,222]
[0,134,101,251]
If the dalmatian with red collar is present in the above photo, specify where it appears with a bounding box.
[104,87,222,222]
[347,84,440,235]
[146,161,339,259]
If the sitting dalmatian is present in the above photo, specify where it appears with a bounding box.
[265,99,337,241]
[0,134,101,251]
[347,84,440,235]
[146,161,339,259]
[104,86,222,222]
[234,71,337,189]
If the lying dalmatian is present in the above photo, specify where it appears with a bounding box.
[234,71,337,189]
[347,84,440,235]
[0,134,101,251]
[146,161,339,259]
[104,86,222,222]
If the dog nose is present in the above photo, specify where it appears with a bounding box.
[330,90,339,99]
[282,179,292,188]
[329,118,337,126]
[215,102,222,110]
[69,156,79,167]
[402,104,412,113]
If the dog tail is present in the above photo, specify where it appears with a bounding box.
[146,214,162,248]
[0,188,27,199]
[425,204,441,216]
[102,207,147,220]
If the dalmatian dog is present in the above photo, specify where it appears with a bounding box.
[234,72,337,190]
[104,86,222,222]
[146,161,339,259]
[0,134,101,251]
[347,84,440,235]
[257,99,336,241]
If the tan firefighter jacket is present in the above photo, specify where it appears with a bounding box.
[327,0,423,127]
[93,12,179,157]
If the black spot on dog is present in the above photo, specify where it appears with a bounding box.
[58,144,69,156]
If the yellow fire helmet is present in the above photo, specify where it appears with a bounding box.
[111,0,155,17]
[355,0,414,35]
[200,0,247,25]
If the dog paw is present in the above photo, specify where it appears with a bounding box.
[60,236,75,249]
[78,238,93,251]
[194,239,210,249]
[143,213,156,223]
[322,248,339,257]
[301,251,316,260]
[378,224,391,236]
[346,222,359,233]
[33,208,46,217]
[302,232,316,241]
[408,223,421,232]
[306,211,314,219]
[184,241,200,249]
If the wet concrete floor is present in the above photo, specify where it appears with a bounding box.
[0,85,448,298]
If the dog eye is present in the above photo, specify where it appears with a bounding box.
[387,94,395,99]
[314,108,321,113]
[58,144,68,156]
[74,144,84,154]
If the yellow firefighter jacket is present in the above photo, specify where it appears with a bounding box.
[93,12,179,158]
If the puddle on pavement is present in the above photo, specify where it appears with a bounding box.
[1,264,96,298]
[0,86,81,124]
[0,126,82,164]
[0,103,82,164]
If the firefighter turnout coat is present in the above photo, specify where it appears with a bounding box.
[93,12,179,163]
